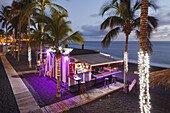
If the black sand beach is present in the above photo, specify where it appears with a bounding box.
[4,52,170,113]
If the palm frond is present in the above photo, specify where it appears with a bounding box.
[148,1,159,10]
[101,16,123,30]
[110,16,124,28]
[19,2,38,23]
[146,38,152,54]
[148,16,158,29]
[102,27,120,48]
[99,0,118,16]
[100,17,111,30]
[100,4,118,16]
[33,13,56,32]
[7,25,13,31]
[132,1,141,12]
[60,31,84,45]
[49,6,63,16]
[147,24,153,38]
[133,17,140,28]
[2,21,7,28]
[47,3,68,16]
[135,30,140,39]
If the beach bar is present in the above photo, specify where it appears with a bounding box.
[44,48,123,87]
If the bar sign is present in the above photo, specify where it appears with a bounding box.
[128,79,136,92]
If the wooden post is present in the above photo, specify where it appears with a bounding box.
[82,43,84,49]
[56,58,61,97]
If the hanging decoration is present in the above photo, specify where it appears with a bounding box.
[124,52,128,72]
[138,50,151,113]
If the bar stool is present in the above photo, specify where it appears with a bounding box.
[104,78,109,88]
[80,81,86,93]
[111,75,116,85]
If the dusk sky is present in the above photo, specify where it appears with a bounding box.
[1,0,170,41]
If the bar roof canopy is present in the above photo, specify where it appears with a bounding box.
[69,49,123,69]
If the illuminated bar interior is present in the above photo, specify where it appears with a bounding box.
[44,48,123,87]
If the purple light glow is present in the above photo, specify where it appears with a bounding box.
[63,55,69,62]
[46,51,50,56]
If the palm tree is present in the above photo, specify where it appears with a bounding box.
[33,13,84,97]
[9,14,19,58]
[9,0,28,61]
[19,0,36,68]
[20,0,68,68]
[138,0,151,112]
[100,0,158,93]
[0,6,12,52]
[0,29,5,51]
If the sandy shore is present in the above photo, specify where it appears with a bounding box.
[5,52,170,113]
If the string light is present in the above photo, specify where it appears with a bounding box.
[124,52,128,72]
[28,46,31,61]
[138,50,151,113]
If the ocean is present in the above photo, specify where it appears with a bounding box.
[68,41,170,68]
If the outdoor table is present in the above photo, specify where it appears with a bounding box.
[67,75,82,92]
[93,71,121,85]
[74,76,81,92]
[93,71,121,79]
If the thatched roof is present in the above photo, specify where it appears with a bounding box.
[149,69,170,88]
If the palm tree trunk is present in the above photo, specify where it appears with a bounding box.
[6,25,8,53]
[12,30,15,56]
[17,33,21,62]
[17,22,22,61]
[138,0,151,113]
[40,41,42,65]
[28,16,32,68]
[56,57,61,97]
[40,9,45,67]
[14,30,17,59]
[123,33,129,93]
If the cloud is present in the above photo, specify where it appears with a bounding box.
[89,14,99,17]
[153,10,170,26]
[0,0,12,6]
[79,24,108,41]
[151,26,170,41]
[79,24,138,41]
